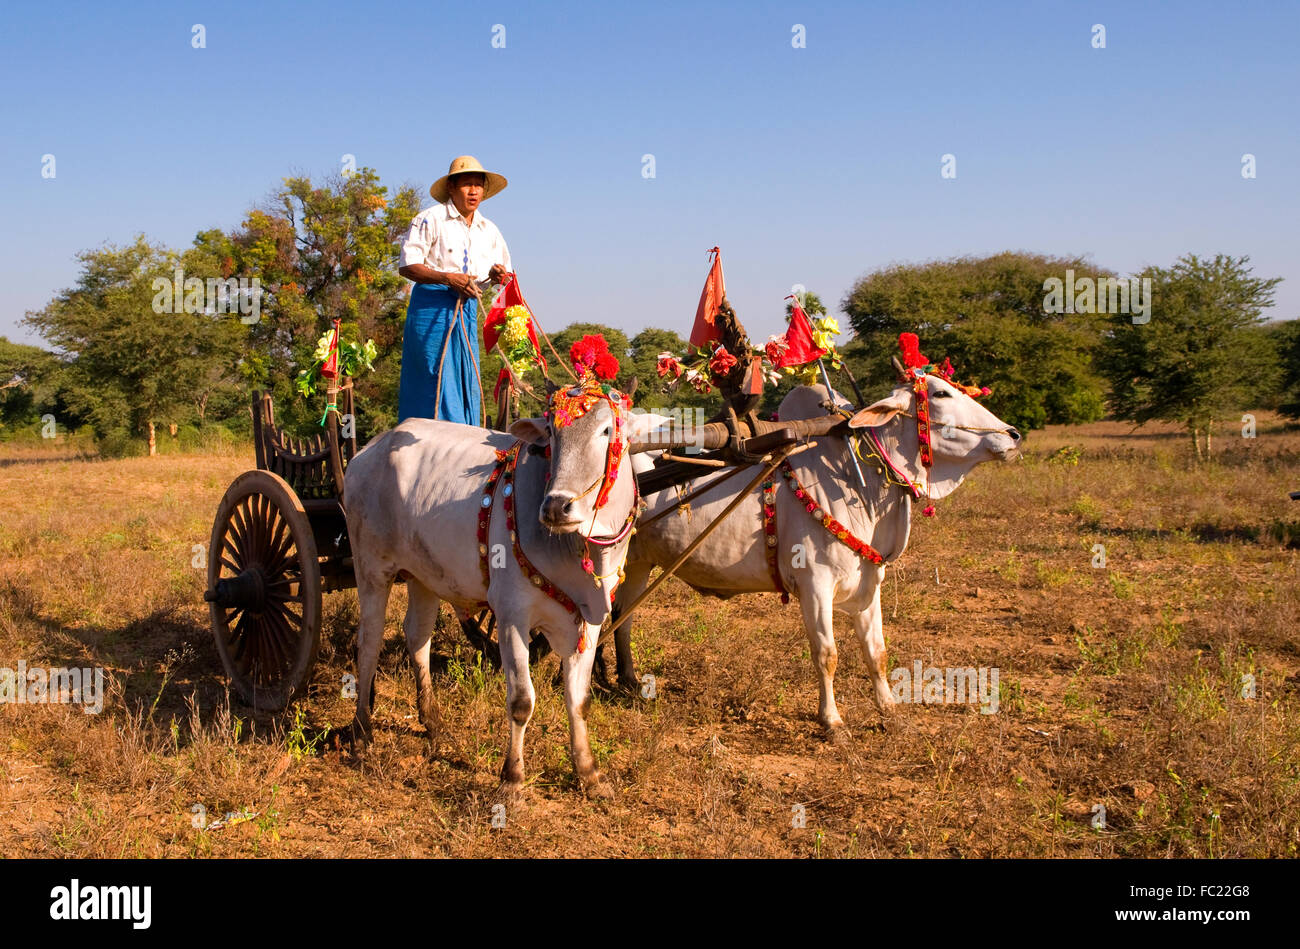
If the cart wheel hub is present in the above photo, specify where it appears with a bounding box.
[204,566,268,612]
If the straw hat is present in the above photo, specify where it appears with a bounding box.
[429,155,508,202]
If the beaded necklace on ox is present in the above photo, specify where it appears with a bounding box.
[476,379,637,653]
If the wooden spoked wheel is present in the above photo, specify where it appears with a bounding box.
[205,470,321,711]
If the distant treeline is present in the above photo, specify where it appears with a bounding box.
[2,169,1297,458]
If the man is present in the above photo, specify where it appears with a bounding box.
[397,155,512,425]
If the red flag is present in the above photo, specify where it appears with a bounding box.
[483,274,546,402]
[770,297,827,368]
[320,319,340,379]
[483,274,522,352]
[689,247,726,348]
[483,274,546,367]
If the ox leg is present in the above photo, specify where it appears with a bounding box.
[497,619,535,797]
[852,580,896,717]
[402,579,443,747]
[563,623,612,798]
[798,591,847,739]
[352,570,393,744]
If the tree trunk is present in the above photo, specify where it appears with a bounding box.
[1190,424,1201,461]
[148,420,156,457]
[1205,423,1212,458]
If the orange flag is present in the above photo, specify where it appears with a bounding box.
[689,247,726,348]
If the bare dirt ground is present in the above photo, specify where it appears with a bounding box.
[2,414,1297,857]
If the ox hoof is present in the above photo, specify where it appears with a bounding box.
[348,718,374,748]
[618,676,642,695]
[825,723,852,746]
[581,774,613,800]
[868,686,899,707]
[494,779,525,806]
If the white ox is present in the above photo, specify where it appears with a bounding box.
[611,379,1019,736]
[343,395,656,796]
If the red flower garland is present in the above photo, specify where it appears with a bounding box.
[778,462,885,565]
[760,478,789,604]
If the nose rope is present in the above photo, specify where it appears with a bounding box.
[896,411,1014,435]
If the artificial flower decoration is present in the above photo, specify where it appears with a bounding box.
[296,328,377,398]
[495,305,542,379]
[685,368,712,395]
[707,345,739,377]
[656,352,683,379]
[764,334,788,366]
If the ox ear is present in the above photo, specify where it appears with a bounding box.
[508,416,548,445]
[848,391,910,429]
[626,408,672,441]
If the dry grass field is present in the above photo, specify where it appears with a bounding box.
[2,413,1298,858]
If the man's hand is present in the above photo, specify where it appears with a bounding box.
[446,272,482,302]
[488,264,510,285]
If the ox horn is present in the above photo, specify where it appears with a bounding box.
[891,355,909,382]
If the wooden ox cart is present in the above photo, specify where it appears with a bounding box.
[203,311,852,711]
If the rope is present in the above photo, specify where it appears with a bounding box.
[431,299,457,422]
[509,279,576,383]
[454,297,486,425]
[895,411,1007,434]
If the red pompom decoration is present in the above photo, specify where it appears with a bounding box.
[898,332,928,370]
[570,334,620,381]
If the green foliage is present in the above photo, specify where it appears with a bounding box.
[841,251,1108,430]
[228,168,420,438]
[1097,254,1282,455]
[295,331,378,398]
[785,290,828,319]
[1272,318,1300,420]
[21,237,244,452]
[0,336,73,435]
[626,327,715,412]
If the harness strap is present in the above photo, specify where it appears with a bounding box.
[863,427,924,500]
[912,376,933,468]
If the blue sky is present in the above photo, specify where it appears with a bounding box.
[3,0,1297,349]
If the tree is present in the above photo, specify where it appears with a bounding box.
[227,168,421,436]
[785,290,827,319]
[0,337,69,436]
[1272,319,1300,421]
[841,251,1108,430]
[1097,254,1282,459]
[22,238,240,455]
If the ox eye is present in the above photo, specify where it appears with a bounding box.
[602,426,612,437]
[932,390,951,398]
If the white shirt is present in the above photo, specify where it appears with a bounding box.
[399,200,511,286]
